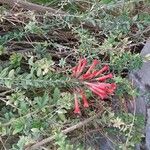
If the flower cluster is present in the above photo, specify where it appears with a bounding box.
[72,58,116,114]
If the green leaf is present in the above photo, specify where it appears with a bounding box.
[0,45,6,55]
[5,80,12,88]
[8,69,15,78]
[37,68,42,77]
[41,93,49,106]
[53,87,60,101]
[0,67,9,77]
[10,53,22,67]
[13,121,24,135]
[28,56,34,66]
[57,110,67,121]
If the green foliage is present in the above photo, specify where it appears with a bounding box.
[10,53,23,68]
[110,52,143,72]
[114,76,138,97]
[54,132,74,150]
[100,111,144,149]
[139,12,150,23]
[0,45,6,55]
[30,0,55,4]
[54,132,85,150]
[0,0,148,149]
[25,21,44,35]
[73,28,98,54]
[0,30,25,45]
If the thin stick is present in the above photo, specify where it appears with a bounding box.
[25,111,103,150]
[0,0,67,16]
[0,137,7,150]
[0,0,101,30]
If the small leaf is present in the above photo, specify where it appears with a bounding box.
[133,15,138,21]
[58,113,66,121]
[0,67,9,77]
[8,69,15,78]
[37,68,42,77]
[5,80,12,88]
[53,88,60,101]
[28,56,34,66]
[13,123,24,135]
[0,45,6,55]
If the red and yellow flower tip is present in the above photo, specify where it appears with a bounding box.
[72,58,116,114]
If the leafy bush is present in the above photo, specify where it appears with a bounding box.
[0,0,149,149]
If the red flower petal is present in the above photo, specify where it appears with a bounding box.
[76,58,87,77]
[71,59,116,113]
[89,87,107,99]
[89,84,107,94]
[85,82,116,96]
[79,70,100,80]
[86,59,99,74]
[87,85,108,99]
[96,73,113,81]
[105,83,116,94]
[80,90,89,108]
[79,73,91,80]
[94,65,109,77]
[84,82,112,88]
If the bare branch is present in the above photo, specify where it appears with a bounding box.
[0,0,67,16]
[25,111,103,150]
[0,0,101,30]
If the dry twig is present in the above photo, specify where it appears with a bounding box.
[0,0,101,31]
[25,110,103,150]
[0,0,67,16]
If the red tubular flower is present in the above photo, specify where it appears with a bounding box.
[71,58,116,114]
[79,70,100,80]
[96,73,113,81]
[85,59,99,74]
[73,58,87,78]
[79,65,109,80]
[94,65,109,77]
[85,82,114,89]
[87,83,108,99]
[76,59,87,77]
[88,86,108,99]
[80,90,89,108]
[79,73,91,80]
[105,83,116,94]
[85,82,116,99]
[74,93,81,114]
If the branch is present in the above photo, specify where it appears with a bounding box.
[0,0,67,16]
[0,0,101,31]
[25,111,103,150]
